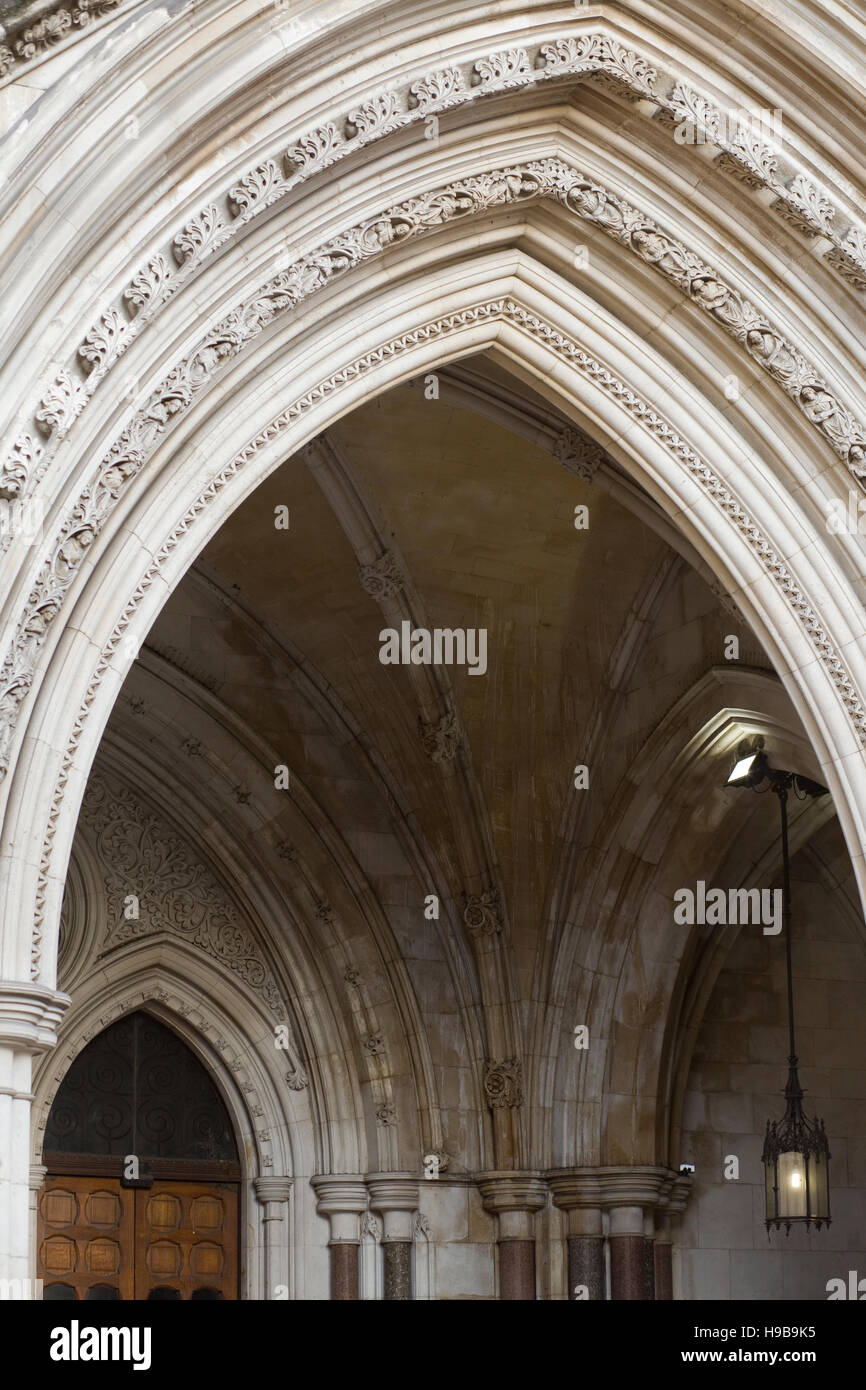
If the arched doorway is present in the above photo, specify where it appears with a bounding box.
[37,1011,240,1301]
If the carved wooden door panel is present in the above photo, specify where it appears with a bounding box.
[38,1176,134,1300]
[40,1012,242,1299]
[134,1181,238,1301]
[38,1176,239,1299]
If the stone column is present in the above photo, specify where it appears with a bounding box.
[254,1176,293,1299]
[607,1204,646,1300]
[366,1174,418,1301]
[548,1172,604,1300]
[660,1173,692,1301]
[653,1209,673,1301]
[477,1173,547,1301]
[0,983,68,1287]
[599,1168,670,1301]
[311,1175,367,1300]
[643,1210,656,1300]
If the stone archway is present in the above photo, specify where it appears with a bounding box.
[3,0,866,1295]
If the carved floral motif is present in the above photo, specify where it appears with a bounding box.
[358,550,405,600]
[1,0,121,76]
[463,890,504,937]
[483,1059,522,1109]
[552,427,605,481]
[418,710,461,763]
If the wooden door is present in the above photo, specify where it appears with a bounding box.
[135,1181,238,1301]
[38,1176,134,1300]
[38,1175,238,1300]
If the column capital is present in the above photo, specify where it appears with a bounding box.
[0,982,69,1052]
[311,1174,368,1215]
[254,1176,293,1205]
[666,1173,694,1215]
[476,1171,547,1215]
[311,1175,368,1245]
[547,1170,603,1209]
[366,1173,418,1242]
[365,1173,419,1212]
[596,1165,674,1210]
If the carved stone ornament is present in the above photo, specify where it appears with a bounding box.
[0,0,121,79]
[362,1211,381,1239]
[463,889,504,937]
[78,769,309,1094]
[31,293,866,982]
[552,426,605,481]
[12,29,865,509]
[358,550,405,601]
[483,1059,523,1109]
[418,710,461,763]
[376,1103,397,1126]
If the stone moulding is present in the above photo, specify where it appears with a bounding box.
[7,27,864,505]
[28,294,866,980]
[0,0,121,80]
[5,155,866,807]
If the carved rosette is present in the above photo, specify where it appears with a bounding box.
[483,1059,523,1110]
[463,889,504,937]
[358,550,405,600]
[418,710,461,763]
[552,427,605,481]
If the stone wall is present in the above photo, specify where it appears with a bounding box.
[678,819,866,1300]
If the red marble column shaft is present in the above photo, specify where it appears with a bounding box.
[609,1234,646,1300]
[330,1242,359,1300]
[654,1239,673,1300]
[499,1240,536,1300]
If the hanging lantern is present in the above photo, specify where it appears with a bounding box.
[762,1060,831,1232]
[725,738,831,1235]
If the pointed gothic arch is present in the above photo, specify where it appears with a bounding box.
[3,0,866,1300]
